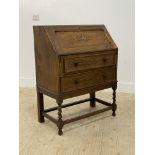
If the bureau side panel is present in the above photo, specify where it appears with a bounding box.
[33,26,59,93]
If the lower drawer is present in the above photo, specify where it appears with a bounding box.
[61,66,117,92]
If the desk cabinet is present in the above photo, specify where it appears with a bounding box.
[33,25,118,135]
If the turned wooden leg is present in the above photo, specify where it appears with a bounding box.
[90,92,96,107]
[37,89,45,123]
[56,98,63,135]
[112,85,117,116]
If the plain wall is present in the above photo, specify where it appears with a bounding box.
[19,0,135,93]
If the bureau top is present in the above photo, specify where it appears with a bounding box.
[33,25,117,56]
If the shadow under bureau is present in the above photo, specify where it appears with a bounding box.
[33,25,118,135]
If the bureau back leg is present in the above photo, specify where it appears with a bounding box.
[112,85,117,116]
[37,89,45,123]
[90,92,96,107]
[56,98,64,135]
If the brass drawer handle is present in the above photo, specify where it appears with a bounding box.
[74,62,79,67]
[74,80,79,85]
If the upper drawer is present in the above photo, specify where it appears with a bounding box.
[64,52,117,73]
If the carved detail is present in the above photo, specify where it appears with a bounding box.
[73,32,87,41]
[112,85,117,116]
[57,98,63,135]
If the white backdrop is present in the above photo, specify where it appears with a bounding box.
[19,0,135,93]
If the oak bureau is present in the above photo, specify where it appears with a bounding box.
[33,25,118,135]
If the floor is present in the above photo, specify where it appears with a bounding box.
[19,88,135,155]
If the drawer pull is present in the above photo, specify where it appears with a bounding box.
[74,80,79,85]
[74,62,79,67]
[102,58,107,63]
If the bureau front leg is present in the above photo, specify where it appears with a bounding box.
[56,98,64,135]
[112,85,117,116]
[37,89,45,123]
[90,92,96,107]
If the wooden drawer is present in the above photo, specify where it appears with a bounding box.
[64,53,117,73]
[61,66,117,92]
